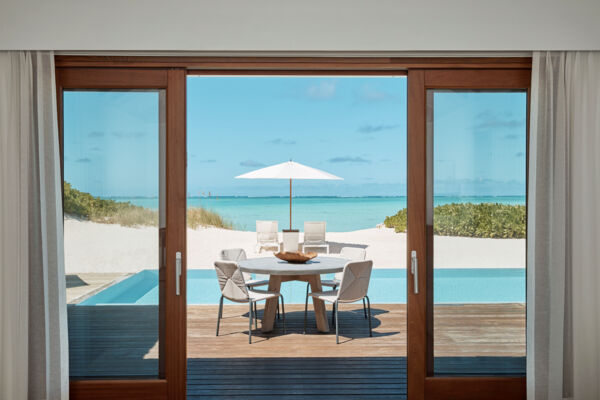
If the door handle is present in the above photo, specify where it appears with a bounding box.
[411,250,419,294]
[176,251,182,296]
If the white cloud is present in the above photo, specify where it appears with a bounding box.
[305,81,336,99]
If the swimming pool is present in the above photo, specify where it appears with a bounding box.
[78,268,525,305]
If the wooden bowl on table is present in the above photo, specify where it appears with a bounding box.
[275,251,318,264]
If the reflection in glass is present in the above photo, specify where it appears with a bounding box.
[427,91,527,376]
[63,90,165,378]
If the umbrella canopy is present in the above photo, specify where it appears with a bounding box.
[235,161,342,181]
[236,161,343,229]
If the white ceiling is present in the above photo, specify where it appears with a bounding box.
[1,0,599,51]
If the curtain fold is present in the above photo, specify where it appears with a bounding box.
[528,51,600,400]
[0,51,68,400]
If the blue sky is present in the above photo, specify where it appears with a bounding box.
[63,77,526,198]
[187,76,407,197]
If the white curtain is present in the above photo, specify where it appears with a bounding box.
[0,52,69,399]
[528,51,600,400]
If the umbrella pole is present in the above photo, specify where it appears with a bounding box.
[289,178,292,230]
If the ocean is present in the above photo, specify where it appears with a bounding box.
[113,196,526,232]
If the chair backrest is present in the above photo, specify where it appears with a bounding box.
[220,249,252,281]
[220,248,247,262]
[304,221,326,242]
[256,220,278,243]
[214,261,249,302]
[339,247,366,261]
[337,260,373,303]
[335,247,367,280]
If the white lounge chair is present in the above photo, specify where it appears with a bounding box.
[302,221,329,254]
[214,260,285,344]
[304,247,368,322]
[304,260,374,343]
[255,220,279,253]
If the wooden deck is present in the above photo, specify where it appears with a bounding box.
[188,303,525,358]
[188,357,407,399]
[68,303,525,398]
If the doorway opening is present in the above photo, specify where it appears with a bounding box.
[185,75,408,398]
[56,63,529,399]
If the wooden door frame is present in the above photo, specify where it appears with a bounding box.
[56,56,532,400]
[56,67,187,400]
[54,55,531,71]
[407,68,531,400]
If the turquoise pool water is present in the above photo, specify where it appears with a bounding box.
[78,268,525,305]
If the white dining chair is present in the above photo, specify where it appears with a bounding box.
[220,248,279,319]
[302,221,329,254]
[323,247,366,287]
[220,248,269,288]
[304,247,367,321]
[304,260,373,343]
[214,260,285,344]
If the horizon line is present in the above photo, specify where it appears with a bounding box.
[104,194,527,199]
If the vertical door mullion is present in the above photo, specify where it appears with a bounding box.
[406,69,428,400]
[165,68,187,400]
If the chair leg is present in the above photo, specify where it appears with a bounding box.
[216,295,223,336]
[254,302,258,331]
[277,301,280,320]
[331,301,335,326]
[331,284,337,318]
[366,296,372,337]
[248,301,253,344]
[335,300,339,344]
[254,302,258,320]
[363,297,367,319]
[279,295,286,334]
[304,283,310,334]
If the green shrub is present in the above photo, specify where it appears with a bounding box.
[383,208,407,233]
[64,181,231,229]
[384,203,526,239]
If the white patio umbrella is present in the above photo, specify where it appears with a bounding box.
[235,161,343,230]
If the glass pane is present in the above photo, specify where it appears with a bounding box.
[427,91,527,376]
[63,90,165,379]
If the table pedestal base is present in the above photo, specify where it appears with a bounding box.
[262,274,329,333]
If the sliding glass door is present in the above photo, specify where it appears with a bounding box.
[54,56,532,400]
[407,69,530,399]
[57,69,187,399]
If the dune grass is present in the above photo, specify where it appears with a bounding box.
[63,181,232,229]
[384,202,526,239]
[187,207,233,230]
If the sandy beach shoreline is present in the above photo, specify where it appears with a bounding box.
[64,218,525,274]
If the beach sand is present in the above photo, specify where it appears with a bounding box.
[64,217,525,274]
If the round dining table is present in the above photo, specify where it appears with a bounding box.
[238,256,348,333]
